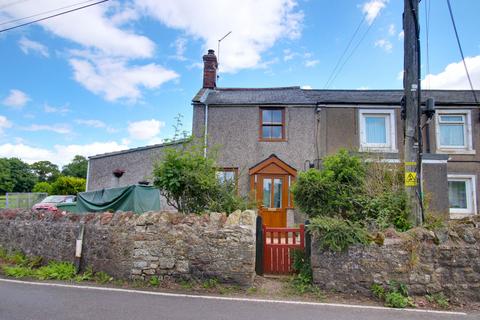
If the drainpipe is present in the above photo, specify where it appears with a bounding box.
[85,159,91,191]
[199,89,210,157]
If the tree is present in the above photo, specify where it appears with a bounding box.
[4,158,37,193]
[31,161,60,182]
[32,181,53,195]
[51,176,86,195]
[153,143,219,214]
[61,155,88,179]
[0,158,14,194]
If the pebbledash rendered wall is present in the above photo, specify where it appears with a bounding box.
[0,209,256,285]
[311,216,480,302]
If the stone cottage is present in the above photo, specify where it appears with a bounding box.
[87,50,480,226]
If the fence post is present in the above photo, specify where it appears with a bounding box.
[304,219,311,263]
[255,215,264,275]
[5,193,9,209]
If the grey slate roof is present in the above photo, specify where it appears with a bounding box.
[88,139,187,160]
[193,87,480,106]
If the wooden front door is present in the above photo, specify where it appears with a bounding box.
[249,154,297,228]
[258,175,287,227]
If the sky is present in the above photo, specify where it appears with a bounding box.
[0,0,479,167]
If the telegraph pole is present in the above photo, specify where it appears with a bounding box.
[403,0,423,226]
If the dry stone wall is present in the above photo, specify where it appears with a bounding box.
[311,216,480,302]
[0,209,256,285]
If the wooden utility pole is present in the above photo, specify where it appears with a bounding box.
[403,0,423,226]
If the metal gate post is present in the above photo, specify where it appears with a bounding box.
[255,215,264,275]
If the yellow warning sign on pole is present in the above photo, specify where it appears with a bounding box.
[405,172,417,186]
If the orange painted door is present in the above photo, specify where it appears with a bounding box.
[258,175,287,227]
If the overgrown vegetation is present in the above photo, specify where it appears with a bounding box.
[153,139,252,215]
[288,250,324,299]
[371,281,415,308]
[426,293,450,309]
[308,217,370,252]
[292,150,415,251]
[0,248,111,284]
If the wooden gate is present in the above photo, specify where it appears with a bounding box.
[262,225,304,274]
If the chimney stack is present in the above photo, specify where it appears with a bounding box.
[202,49,218,89]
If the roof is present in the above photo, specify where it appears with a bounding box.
[88,139,187,160]
[192,87,480,106]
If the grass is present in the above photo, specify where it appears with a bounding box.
[0,193,47,209]
[426,293,450,309]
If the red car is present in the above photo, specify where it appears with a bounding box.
[32,195,76,212]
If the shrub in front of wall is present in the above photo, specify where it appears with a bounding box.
[308,216,370,252]
[292,149,366,219]
[153,142,219,214]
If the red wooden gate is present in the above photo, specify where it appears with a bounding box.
[262,225,305,274]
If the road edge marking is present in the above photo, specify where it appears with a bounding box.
[0,278,468,316]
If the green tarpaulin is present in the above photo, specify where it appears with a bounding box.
[75,185,161,214]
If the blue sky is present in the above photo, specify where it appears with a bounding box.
[0,0,479,166]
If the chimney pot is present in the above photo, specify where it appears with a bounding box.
[202,49,218,89]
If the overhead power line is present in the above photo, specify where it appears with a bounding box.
[446,0,479,105]
[323,16,366,89]
[0,0,100,27]
[0,0,109,33]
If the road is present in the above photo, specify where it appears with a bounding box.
[0,279,476,320]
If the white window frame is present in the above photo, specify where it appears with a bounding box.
[448,174,477,218]
[359,109,397,153]
[435,109,475,154]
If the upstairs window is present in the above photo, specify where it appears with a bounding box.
[436,110,473,153]
[359,109,396,152]
[260,108,285,141]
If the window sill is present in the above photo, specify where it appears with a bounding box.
[359,147,398,153]
[450,212,477,219]
[436,149,476,155]
[259,138,288,142]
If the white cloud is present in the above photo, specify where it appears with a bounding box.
[422,56,480,89]
[0,141,128,166]
[388,24,395,36]
[2,89,29,108]
[23,124,71,134]
[75,119,117,133]
[44,103,70,115]
[18,37,49,57]
[0,115,12,135]
[374,39,393,53]
[128,119,165,140]
[305,59,319,67]
[362,0,388,25]
[172,37,188,61]
[397,70,404,81]
[2,1,153,59]
[2,1,179,102]
[398,30,404,40]
[300,85,312,90]
[69,56,179,102]
[135,0,304,72]
[283,49,296,61]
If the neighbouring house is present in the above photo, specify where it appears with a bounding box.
[87,49,480,226]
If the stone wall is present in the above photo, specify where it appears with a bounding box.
[311,216,480,302]
[0,209,256,285]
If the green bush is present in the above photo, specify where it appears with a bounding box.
[51,176,86,195]
[371,283,385,299]
[32,181,53,195]
[35,261,76,280]
[308,216,370,252]
[292,150,365,219]
[202,278,219,289]
[153,142,219,214]
[385,291,411,308]
[426,293,449,309]
[359,191,411,231]
[75,266,94,282]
